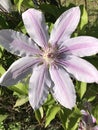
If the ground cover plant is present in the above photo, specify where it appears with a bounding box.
[0,0,98,130]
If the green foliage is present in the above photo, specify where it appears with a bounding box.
[93,105,98,124]
[60,107,81,130]
[0,65,5,76]
[0,115,8,122]
[45,105,60,127]
[79,5,88,30]
[14,96,28,107]
[76,81,87,99]
[14,0,34,12]
[35,107,44,124]
[39,4,59,19]
[14,0,24,12]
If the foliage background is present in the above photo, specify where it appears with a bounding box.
[0,0,98,130]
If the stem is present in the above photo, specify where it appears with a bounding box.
[84,0,88,10]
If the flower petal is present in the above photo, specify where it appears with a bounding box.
[49,6,80,45]
[49,65,76,109]
[81,110,96,124]
[22,8,49,48]
[0,29,41,57]
[29,65,51,110]
[61,36,98,57]
[0,0,12,12]
[59,55,98,83]
[0,57,40,86]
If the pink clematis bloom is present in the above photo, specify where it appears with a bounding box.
[78,110,98,130]
[0,7,98,110]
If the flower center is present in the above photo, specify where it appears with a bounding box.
[42,47,55,64]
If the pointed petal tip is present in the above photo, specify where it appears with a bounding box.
[28,65,50,111]
[66,94,76,110]
[31,103,39,110]
[50,66,76,110]
[49,6,80,45]
[22,8,49,48]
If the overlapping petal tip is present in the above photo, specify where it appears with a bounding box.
[60,55,98,83]
[0,57,40,87]
[63,36,98,57]
[49,66,76,109]
[29,65,51,110]
[0,29,41,57]
[49,6,80,45]
[22,8,49,48]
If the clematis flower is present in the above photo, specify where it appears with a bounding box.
[78,110,98,130]
[0,0,12,12]
[0,7,98,110]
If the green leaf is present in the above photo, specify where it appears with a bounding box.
[35,107,44,124]
[76,81,87,99]
[45,105,60,127]
[59,108,71,129]
[16,21,27,34]
[9,81,28,96]
[14,0,24,12]
[18,0,24,12]
[59,107,81,130]
[14,96,28,107]
[22,0,34,8]
[80,82,87,99]
[93,105,98,124]
[66,107,81,130]
[0,45,4,58]
[44,94,55,106]
[0,65,5,76]
[84,84,97,102]
[0,115,8,122]
[79,5,88,30]
[39,4,59,18]
[0,15,8,29]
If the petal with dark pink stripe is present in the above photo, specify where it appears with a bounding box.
[49,7,80,45]
[63,36,98,57]
[0,57,40,86]
[49,65,76,109]
[22,9,49,48]
[60,55,98,83]
[0,30,41,57]
[29,65,51,109]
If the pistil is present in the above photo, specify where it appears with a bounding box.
[42,47,55,64]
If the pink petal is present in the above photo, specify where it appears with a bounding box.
[81,110,96,124]
[49,7,80,45]
[0,0,12,12]
[59,55,98,83]
[29,65,51,110]
[22,9,49,48]
[49,65,76,109]
[62,36,98,57]
[0,30,41,57]
[0,57,40,86]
